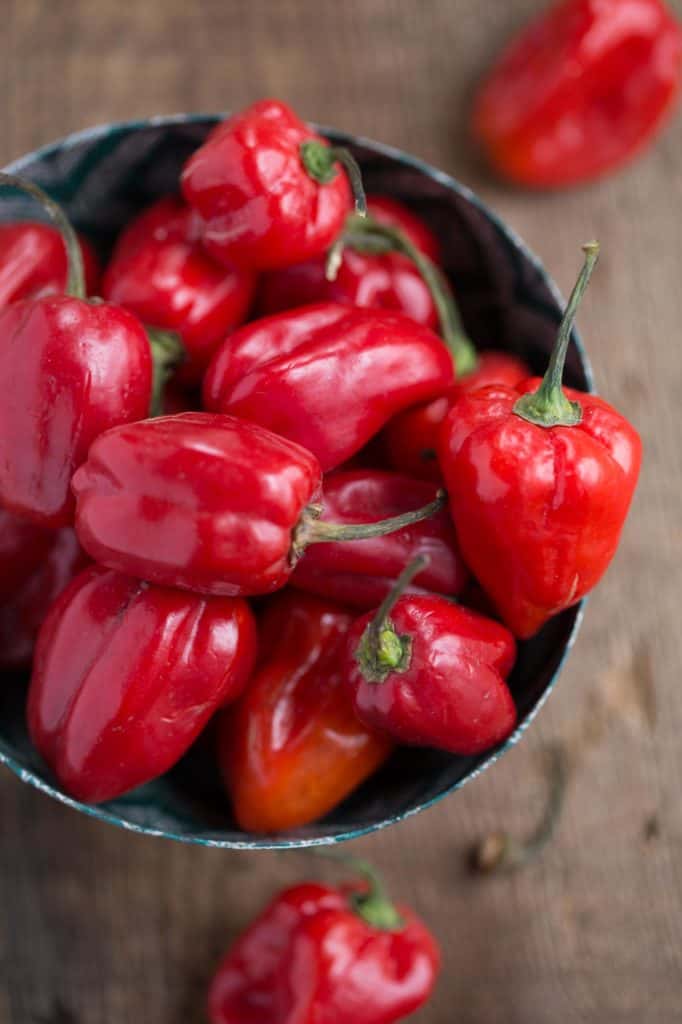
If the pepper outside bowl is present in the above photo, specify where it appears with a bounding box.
[0,115,593,849]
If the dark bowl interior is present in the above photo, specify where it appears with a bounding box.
[0,116,592,848]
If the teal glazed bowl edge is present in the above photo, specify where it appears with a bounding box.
[0,115,593,849]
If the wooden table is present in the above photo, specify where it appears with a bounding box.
[1,2,681,1021]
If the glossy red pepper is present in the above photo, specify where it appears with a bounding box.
[344,558,517,754]
[473,0,682,187]
[203,304,454,471]
[181,99,365,270]
[208,868,439,1024]
[0,175,175,527]
[258,194,440,328]
[0,526,87,668]
[438,244,642,638]
[0,221,99,308]
[72,412,445,597]
[27,564,257,803]
[218,590,393,833]
[291,469,468,609]
[102,196,257,384]
[382,350,530,482]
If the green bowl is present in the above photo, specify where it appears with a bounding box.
[0,115,593,848]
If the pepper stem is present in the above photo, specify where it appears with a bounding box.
[0,172,86,300]
[293,490,446,562]
[328,213,478,377]
[299,141,367,217]
[354,555,428,683]
[513,242,600,428]
[312,850,403,931]
[146,328,186,417]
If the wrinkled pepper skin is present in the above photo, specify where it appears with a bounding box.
[473,0,682,187]
[292,469,468,609]
[218,591,393,833]
[382,350,530,482]
[208,881,440,1024]
[102,196,257,384]
[72,412,322,597]
[0,527,88,668]
[203,305,454,471]
[0,296,152,526]
[182,99,353,270]
[258,195,440,328]
[345,595,517,755]
[0,222,99,309]
[27,564,257,803]
[438,381,642,638]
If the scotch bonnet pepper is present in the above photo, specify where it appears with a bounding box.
[258,194,440,329]
[473,0,682,187]
[0,524,87,668]
[202,304,454,471]
[344,558,517,754]
[291,468,468,609]
[0,175,182,527]
[181,98,366,270]
[0,220,99,309]
[208,867,440,1024]
[438,244,642,638]
[218,590,392,833]
[102,195,257,385]
[72,412,445,597]
[27,564,257,803]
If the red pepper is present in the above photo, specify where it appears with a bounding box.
[0,221,99,308]
[208,867,439,1024]
[438,244,642,638]
[291,468,468,609]
[382,350,530,482]
[27,564,257,803]
[102,196,257,384]
[472,0,682,187]
[344,558,517,754]
[0,507,57,603]
[202,304,454,471]
[218,590,393,833]
[72,412,445,597]
[0,526,87,668]
[0,175,180,527]
[258,194,440,328]
[181,99,365,270]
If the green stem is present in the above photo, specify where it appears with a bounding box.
[513,242,600,428]
[312,850,403,931]
[0,172,86,299]
[472,745,569,874]
[355,555,429,682]
[299,141,367,217]
[293,490,446,561]
[146,328,186,417]
[328,213,478,376]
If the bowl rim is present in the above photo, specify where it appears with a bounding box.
[0,113,593,849]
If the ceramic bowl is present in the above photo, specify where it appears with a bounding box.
[0,115,592,848]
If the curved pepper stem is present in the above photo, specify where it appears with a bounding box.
[299,140,367,218]
[327,213,478,377]
[146,328,186,417]
[293,491,446,560]
[313,850,404,931]
[354,554,428,683]
[513,241,600,428]
[0,172,86,300]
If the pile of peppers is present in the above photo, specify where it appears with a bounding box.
[0,96,641,856]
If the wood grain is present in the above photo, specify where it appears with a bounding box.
[1,1,681,1020]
